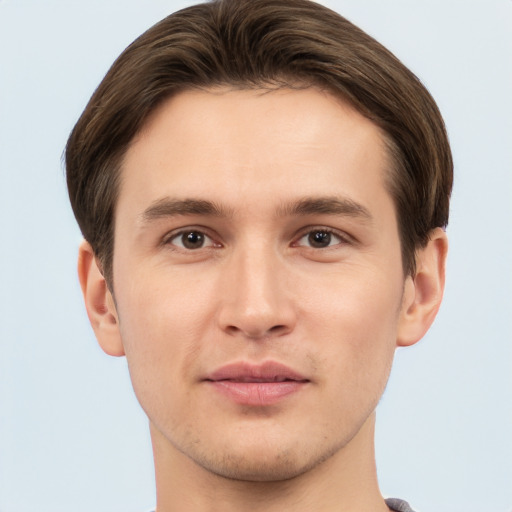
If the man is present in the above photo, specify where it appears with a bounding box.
[66,0,452,510]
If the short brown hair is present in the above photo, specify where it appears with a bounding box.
[66,0,452,286]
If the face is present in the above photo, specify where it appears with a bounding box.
[111,87,409,481]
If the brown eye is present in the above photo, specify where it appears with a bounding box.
[308,231,332,248]
[181,231,205,249]
[296,229,345,249]
[168,230,215,250]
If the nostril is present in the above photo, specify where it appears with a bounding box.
[224,323,289,339]
[225,325,241,336]
[269,324,287,333]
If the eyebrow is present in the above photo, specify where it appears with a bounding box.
[277,196,373,222]
[140,196,372,223]
[141,198,232,222]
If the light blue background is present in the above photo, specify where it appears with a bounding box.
[1,1,511,511]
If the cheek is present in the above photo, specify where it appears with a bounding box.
[115,261,217,344]
[113,268,219,410]
[304,266,402,384]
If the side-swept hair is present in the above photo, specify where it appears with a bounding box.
[66,0,452,286]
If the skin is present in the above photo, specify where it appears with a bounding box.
[79,87,447,511]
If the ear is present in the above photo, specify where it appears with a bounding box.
[397,227,448,347]
[77,240,125,356]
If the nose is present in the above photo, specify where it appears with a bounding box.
[217,246,296,340]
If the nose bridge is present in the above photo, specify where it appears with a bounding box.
[239,243,278,308]
[218,238,294,338]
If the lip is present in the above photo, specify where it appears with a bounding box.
[204,361,309,406]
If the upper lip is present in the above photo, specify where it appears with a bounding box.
[205,361,309,383]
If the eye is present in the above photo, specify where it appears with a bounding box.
[296,229,346,249]
[167,230,216,250]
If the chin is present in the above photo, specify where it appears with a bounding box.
[189,437,343,483]
[203,455,311,482]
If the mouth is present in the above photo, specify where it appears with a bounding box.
[204,361,310,406]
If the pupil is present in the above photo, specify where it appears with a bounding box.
[183,231,204,249]
[308,231,331,248]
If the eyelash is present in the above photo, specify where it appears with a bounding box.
[293,227,351,249]
[163,228,219,250]
[163,226,352,251]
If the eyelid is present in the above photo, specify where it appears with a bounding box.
[162,226,222,249]
[292,226,353,248]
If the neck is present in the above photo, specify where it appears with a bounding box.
[151,413,389,512]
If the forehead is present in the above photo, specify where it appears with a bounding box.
[119,87,393,220]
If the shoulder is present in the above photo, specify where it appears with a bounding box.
[385,497,419,512]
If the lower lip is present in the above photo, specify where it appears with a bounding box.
[207,380,307,406]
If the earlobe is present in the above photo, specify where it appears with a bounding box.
[77,240,125,357]
[397,227,448,347]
